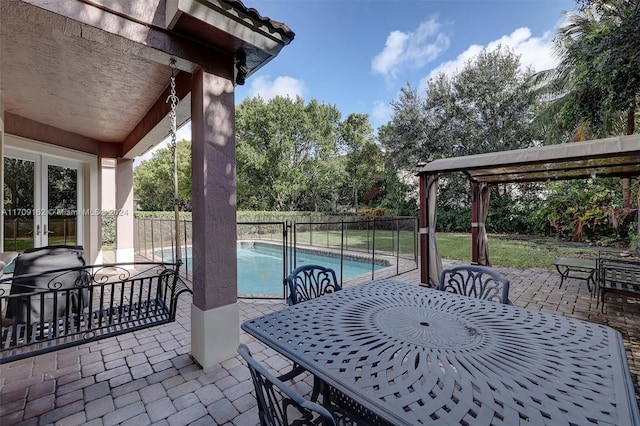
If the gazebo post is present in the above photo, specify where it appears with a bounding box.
[637,176,640,252]
[419,173,428,285]
[471,180,479,264]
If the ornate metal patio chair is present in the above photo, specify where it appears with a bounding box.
[282,264,342,400]
[286,264,341,306]
[437,265,511,304]
[238,344,340,426]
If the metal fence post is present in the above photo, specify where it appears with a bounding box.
[371,217,376,280]
[9,219,17,251]
[182,218,189,279]
[143,219,147,258]
[167,220,171,261]
[414,217,419,265]
[392,217,396,257]
[150,219,155,261]
[326,221,330,248]
[282,221,288,300]
[366,218,370,254]
[340,220,345,286]
[345,220,349,251]
[396,218,400,275]
[134,218,137,254]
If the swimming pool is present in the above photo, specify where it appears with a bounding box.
[164,242,386,297]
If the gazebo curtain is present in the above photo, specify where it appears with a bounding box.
[426,175,443,285]
[476,182,491,265]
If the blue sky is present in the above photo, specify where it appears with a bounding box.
[139,0,576,162]
[235,0,577,130]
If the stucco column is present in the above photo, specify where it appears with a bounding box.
[115,158,135,263]
[0,97,4,252]
[190,68,238,369]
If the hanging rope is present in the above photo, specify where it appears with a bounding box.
[167,58,182,263]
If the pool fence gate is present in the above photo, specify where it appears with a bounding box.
[133,216,418,299]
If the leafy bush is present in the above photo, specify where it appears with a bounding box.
[134,210,186,219]
[537,179,620,242]
[437,207,472,232]
[437,195,542,234]
[101,211,117,246]
[357,206,388,217]
[486,196,541,234]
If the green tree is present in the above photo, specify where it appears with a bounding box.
[534,0,639,138]
[379,166,419,216]
[134,140,192,211]
[236,96,343,211]
[47,165,77,212]
[379,83,431,167]
[562,0,639,215]
[381,46,541,214]
[532,0,639,243]
[339,113,383,211]
[3,158,35,215]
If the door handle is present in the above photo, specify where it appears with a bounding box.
[44,225,54,235]
[36,225,41,236]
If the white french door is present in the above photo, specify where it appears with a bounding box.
[3,148,83,251]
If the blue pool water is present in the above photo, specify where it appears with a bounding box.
[239,243,384,296]
[168,243,385,297]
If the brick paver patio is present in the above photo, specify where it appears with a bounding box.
[2,260,640,425]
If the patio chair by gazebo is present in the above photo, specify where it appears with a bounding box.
[437,264,511,305]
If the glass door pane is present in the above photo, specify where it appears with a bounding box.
[4,152,82,251]
[3,157,36,251]
[45,164,79,246]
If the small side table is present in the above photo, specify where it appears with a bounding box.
[552,257,597,294]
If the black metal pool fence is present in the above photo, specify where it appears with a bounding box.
[4,218,78,251]
[134,216,418,295]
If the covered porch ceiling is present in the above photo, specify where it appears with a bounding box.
[0,0,293,159]
[416,135,640,183]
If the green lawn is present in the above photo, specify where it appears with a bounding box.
[437,233,609,269]
[293,231,612,269]
[4,236,74,252]
[7,230,617,271]
[292,229,417,255]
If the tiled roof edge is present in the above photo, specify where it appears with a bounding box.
[223,0,295,42]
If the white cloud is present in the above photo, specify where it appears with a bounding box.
[419,26,559,92]
[371,100,393,128]
[248,75,306,101]
[372,31,410,78]
[488,27,558,71]
[372,16,450,81]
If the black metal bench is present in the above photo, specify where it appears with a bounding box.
[597,256,640,312]
[0,261,192,364]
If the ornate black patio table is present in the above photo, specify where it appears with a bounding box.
[241,279,640,425]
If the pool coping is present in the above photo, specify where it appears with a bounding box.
[145,240,416,298]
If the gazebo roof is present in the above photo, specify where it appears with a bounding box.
[416,134,640,183]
